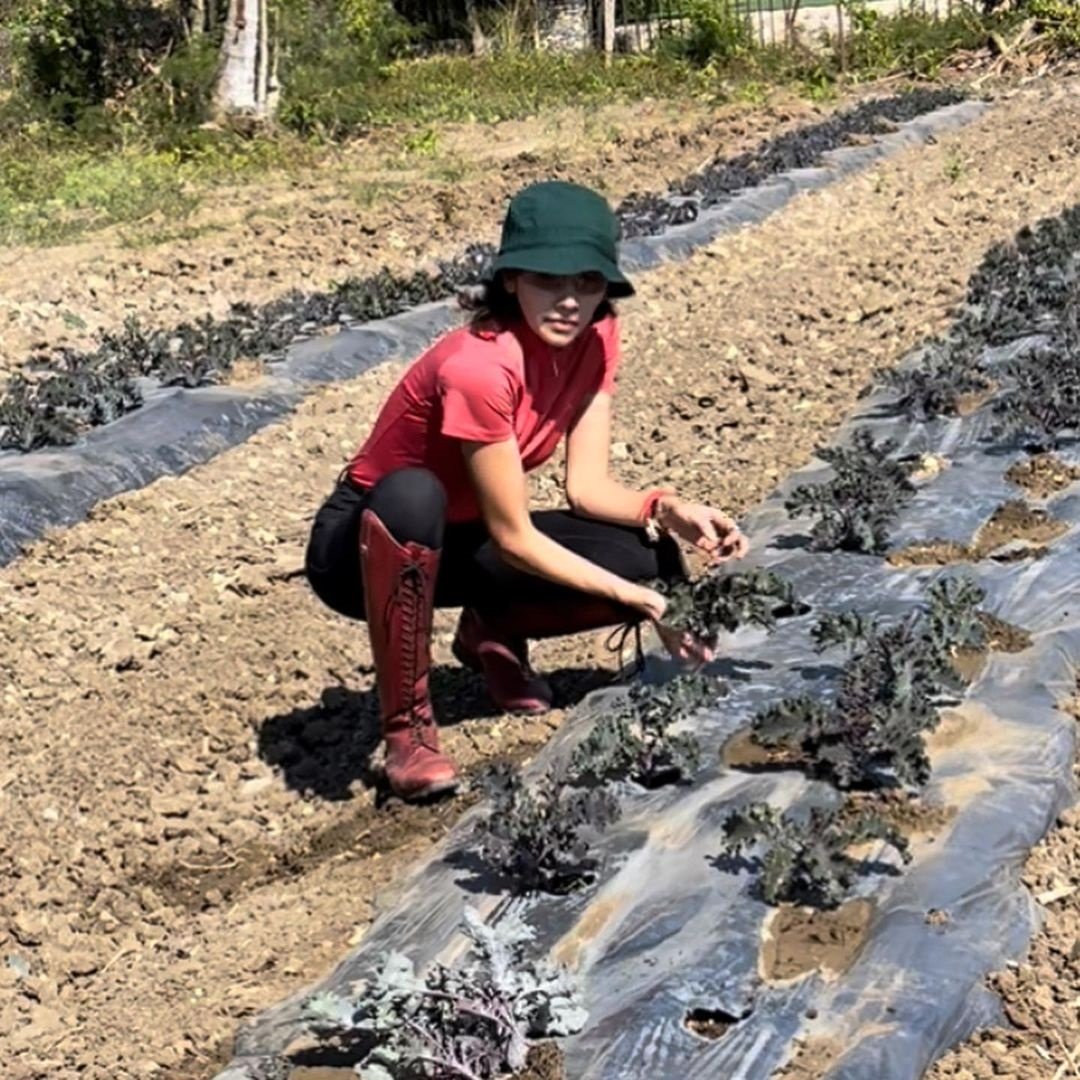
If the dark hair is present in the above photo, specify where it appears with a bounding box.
[458,272,615,334]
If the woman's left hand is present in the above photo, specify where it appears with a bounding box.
[659,496,749,563]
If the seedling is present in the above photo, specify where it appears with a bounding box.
[719,801,910,908]
[880,339,991,421]
[785,428,915,554]
[617,87,965,238]
[993,299,1080,450]
[304,906,586,1080]
[567,673,722,789]
[0,244,497,451]
[749,577,986,790]
[963,204,1080,345]
[476,764,621,895]
[657,569,805,646]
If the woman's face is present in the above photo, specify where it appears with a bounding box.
[505,270,608,348]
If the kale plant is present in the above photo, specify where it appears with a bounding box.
[0,245,497,451]
[993,299,1080,450]
[476,764,621,894]
[879,339,991,421]
[567,673,722,788]
[785,428,916,553]
[719,801,910,908]
[749,577,986,789]
[962,205,1080,345]
[657,569,804,645]
[304,906,586,1080]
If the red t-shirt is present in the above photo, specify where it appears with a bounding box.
[346,315,621,522]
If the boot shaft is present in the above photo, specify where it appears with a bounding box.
[359,509,440,735]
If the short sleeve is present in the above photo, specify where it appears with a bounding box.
[597,316,623,394]
[437,350,520,443]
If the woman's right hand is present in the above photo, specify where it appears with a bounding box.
[619,583,715,668]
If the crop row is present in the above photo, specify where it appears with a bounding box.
[0,87,967,453]
[296,197,1080,1078]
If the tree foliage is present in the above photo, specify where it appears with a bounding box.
[10,0,182,108]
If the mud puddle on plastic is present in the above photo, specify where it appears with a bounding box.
[761,899,875,982]
[888,500,1068,567]
[1006,453,1080,499]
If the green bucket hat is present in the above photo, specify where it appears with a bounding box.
[490,180,634,299]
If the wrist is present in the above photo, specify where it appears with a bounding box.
[638,486,678,540]
[656,493,683,530]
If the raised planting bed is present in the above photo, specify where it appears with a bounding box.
[0,93,984,566]
[208,202,1080,1080]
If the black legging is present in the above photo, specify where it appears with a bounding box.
[305,467,686,621]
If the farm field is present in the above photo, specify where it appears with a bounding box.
[3,75,1080,1080]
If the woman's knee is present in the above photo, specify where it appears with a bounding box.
[367,468,447,549]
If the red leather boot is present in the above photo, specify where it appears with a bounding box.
[451,597,643,714]
[451,608,554,715]
[360,510,458,800]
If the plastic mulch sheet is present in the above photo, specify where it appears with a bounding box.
[209,330,1079,1080]
[0,100,988,567]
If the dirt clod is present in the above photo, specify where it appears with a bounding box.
[517,1042,566,1080]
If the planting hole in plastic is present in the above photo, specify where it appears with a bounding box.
[684,1007,746,1041]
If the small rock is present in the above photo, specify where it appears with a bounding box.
[12,914,45,947]
[65,951,99,977]
[151,794,191,818]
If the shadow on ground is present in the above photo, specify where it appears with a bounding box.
[258,663,610,800]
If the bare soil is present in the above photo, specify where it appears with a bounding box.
[1006,452,1080,499]
[762,899,875,982]
[888,499,1069,566]
[721,728,801,770]
[845,790,957,843]
[4,78,1080,1080]
[929,796,1080,1080]
[952,611,1032,683]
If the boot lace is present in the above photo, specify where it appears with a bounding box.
[604,620,646,677]
[384,557,437,750]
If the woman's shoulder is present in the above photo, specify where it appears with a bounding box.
[432,323,526,371]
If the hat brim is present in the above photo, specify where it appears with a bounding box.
[490,245,635,299]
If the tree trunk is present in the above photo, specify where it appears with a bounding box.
[212,0,276,125]
[465,0,492,56]
[186,0,207,36]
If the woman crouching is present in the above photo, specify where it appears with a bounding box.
[305,180,747,801]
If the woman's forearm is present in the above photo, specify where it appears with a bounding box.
[568,476,664,527]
